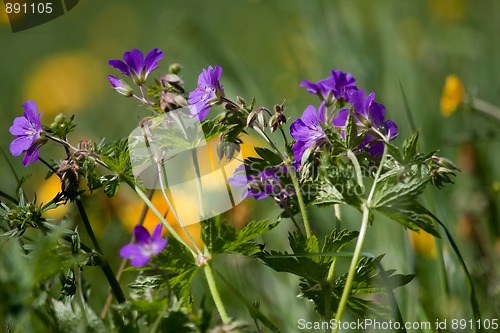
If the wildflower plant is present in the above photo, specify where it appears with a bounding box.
[1,47,487,333]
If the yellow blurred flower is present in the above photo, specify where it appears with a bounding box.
[24,52,104,116]
[440,75,464,117]
[0,5,10,25]
[427,0,466,22]
[35,174,69,219]
[408,230,437,258]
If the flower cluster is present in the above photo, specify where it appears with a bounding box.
[292,70,398,165]
[188,65,224,121]
[229,164,293,203]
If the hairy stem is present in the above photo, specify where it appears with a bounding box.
[204,263,231,325]
[286,159,312,238]
[133,185,197,258]
[333,143,388,332]
[75,199,126,304]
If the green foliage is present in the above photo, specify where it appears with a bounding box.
[202,217,278,257]
[99,138,136,196]
[155,236,198,307]
[259,230,358,281]
[259,230,413,319]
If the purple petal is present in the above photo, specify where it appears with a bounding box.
[370,102,386,127]
[292,140,307,163]
[349,89,375,120]
[123,49,145,77]
[120,244,151,267]
[301,105,320,126]
[9,136,31,156]
[317,102,326,123]
[143,48,164,75]
[333,108,349,127]
[107,75,122,88]
[369,142,384,156]
[22,100,39,124]
[108,59,131,76]
[9,117,32,135]
[133,225,151,244]
[151,223,163,242]
[151,238,168,255]
[384,119,398,139]
[300,80,320,94]
[22,149,38,167]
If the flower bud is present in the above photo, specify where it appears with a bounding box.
[237,96,246,106]
[107,75,133,97]
[54,113,66,124]
[169,63,182,74]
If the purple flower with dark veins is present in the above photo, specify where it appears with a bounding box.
[333,89,398,156]
[300,70,357,105]
[108,48,164,84]
[188,65,224,121]
[120,223,168,267]
[290,103,327,165]
[9,100,45,166]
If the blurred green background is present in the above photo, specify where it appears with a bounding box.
[1,0,499,331]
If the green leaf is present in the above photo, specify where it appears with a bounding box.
[313,183,344,206]
[202,217,277,257]
[218,273,280,333]
[155,236,197,306]
[254,147,283,165]
[345,108,357,149]
[377,201,440,237]
[403,130,420,162]
[52,299,106,333]
[299,255,414,319]
[371,174,429,209]
[259,230,359,282]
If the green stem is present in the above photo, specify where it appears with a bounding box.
[204,263,231,325]
[347,150,365,193]
[133,185,197,258]
[286,159,311,238]
[75,199,126,304]
[471,98,500,122]
[332,204,370,333]
[334,204,341,230]
[333,143,388,333]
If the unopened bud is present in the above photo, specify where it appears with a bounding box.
[169,63,182,74]
[237,96,246,105]
[107,75,133,97]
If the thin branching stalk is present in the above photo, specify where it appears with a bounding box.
[333,142,388,333]
[75,199,126,304]
[133,184,197,258]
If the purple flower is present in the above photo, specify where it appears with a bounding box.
[188,65,224,121]
[300,70,356,105]
[229,164,292,202]
[9,100,44,166]
[290,103,327,164]
[107,75,133,96]
[333,89,398,156]
[108,48,164,84]
[120,223,168,267]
